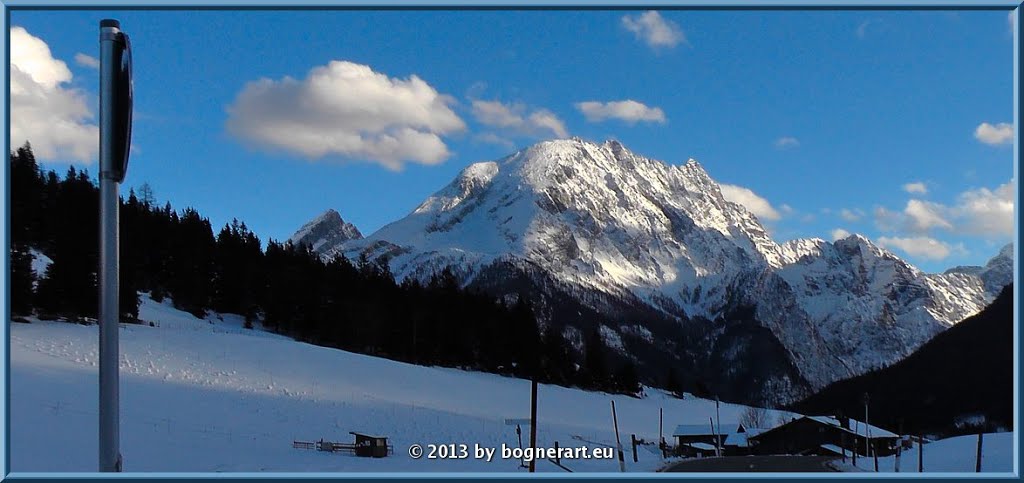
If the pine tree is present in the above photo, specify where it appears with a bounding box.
[583,327,609,390]
[10,243,35,316]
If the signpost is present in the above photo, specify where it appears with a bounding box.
[98,18,132,473]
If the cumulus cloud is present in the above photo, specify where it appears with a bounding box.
[974,122,1014,146]
[903,181,928,194]
[74,53,99,69]
[622,11,686,49]
[904,199,953,232]
[877,236,957,261]
[575,100,666,124]
[719,184,782,221]
[954,180,1015,237]
[470,99,568,138]
[830,228,852,241]
[839,208,864,222]
[10,26,98,162]
[774,136,800,149]
[225,60,465,170]
[874,179,1015,239]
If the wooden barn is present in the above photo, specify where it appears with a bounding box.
[720,424,768,456]
[671,424,723,457]
[748,416,899,457]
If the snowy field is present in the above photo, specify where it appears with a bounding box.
[835,432,1016,474]
[8,295,1016,474]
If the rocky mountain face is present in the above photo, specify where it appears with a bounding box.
[288,209,363,255]
[293,138,1012,405]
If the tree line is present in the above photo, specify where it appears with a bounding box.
[9,143,642,396]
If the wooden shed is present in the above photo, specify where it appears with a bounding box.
[349,432,390,458]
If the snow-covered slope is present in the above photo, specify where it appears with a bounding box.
[945,243,1014,296]
[289,209,362,256]
[300,138,1009,402]
[10,296,799,473]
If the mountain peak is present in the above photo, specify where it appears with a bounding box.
[289,208,363,255]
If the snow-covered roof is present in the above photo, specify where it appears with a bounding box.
[673,424,716,437]
[743,427,769,438]
[722,433,750,447]
[806,416,899,439]
[685,442,718,451]
[820,444,844,455]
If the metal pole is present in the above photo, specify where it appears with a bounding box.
[98,18,122,473]
[918,435,923,472]
[715,396,722,457]
[863,393,870,458]
[528,379,537,473]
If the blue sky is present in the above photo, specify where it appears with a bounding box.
[9,9,1016,272]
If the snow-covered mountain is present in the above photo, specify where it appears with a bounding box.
[944,243,1014,296]
[297,138,1011,404]
[289,209,362,255]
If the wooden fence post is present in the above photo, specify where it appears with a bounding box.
[631,434,638,463]
[976,433,984,473]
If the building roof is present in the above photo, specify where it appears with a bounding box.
[806,416,899,439]
[673,424,717,437]
[722,433,750,447]
[820,444,845,455]
[743,428,770,438]
[685,442,718,451]
[748,416,899,443]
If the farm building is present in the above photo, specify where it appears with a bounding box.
[720,424,769,456]
[748,415,900,457]
[672,424,724,457]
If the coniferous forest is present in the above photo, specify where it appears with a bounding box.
[9,143,642,396]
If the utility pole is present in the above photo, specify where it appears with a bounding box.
[528,379,538,473]
[611,401,624,472]
[863,393,870,460]
[715,395,722,457]
[98,18,132,473]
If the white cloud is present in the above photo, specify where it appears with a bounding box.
[953,180,1015,237]
[575,100,666,124]
[904,199,953,232]
[830,228,852,241]
[622,11,686,49]
[719,184,782,221]
[471,99,568,138]
[74,53,99,69]
[774,136,800,149]
[974,122,1014,146]
[902,181,928,194]
[527,110,569,138]
[874,179,1015,239]
[225,60,465,170]
[877,236,955,261]
[10,26,98,162]
[839,208,864,222]
[474,132,514,149]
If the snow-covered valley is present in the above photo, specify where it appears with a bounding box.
[9,295,1014,474]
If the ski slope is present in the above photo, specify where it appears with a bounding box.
[11,295,788,473]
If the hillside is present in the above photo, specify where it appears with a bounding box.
[790,284,1014,437]
[10,294,794,472]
